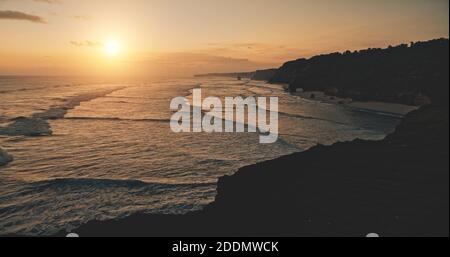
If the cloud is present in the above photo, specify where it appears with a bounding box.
[201,42,307,64]
[69,41,103,47]
[0,10,46,23]
[128,52,277,77]
[33,0,60,3]
[72,15,91,20]
[0,0,60,3]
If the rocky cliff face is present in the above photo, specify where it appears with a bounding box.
[270,38,449,105]
[68,104,449,237]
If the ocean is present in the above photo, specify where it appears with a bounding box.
[0,76,401,235]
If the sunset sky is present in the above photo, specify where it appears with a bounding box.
[0,0,448,77]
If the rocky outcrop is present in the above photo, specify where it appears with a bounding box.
[270,38,449,105]
[0,147,13,166]
[67,104,449,237]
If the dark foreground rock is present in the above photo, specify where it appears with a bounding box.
[65,105,449,237]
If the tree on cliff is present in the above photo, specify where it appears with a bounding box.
[270,38,449,106]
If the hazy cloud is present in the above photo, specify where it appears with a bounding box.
[129,52,277,77]
[70,41,102,47]
[0,10,46,23]
[33,0,60,3]
[72,15,91,20]
[0,0,60,3]
[201,42,307,64]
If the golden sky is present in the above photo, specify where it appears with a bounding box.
[0,0,448,77]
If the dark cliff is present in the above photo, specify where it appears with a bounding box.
[251,68,278,81]
[270,38,449,105]
[67,104,449,237]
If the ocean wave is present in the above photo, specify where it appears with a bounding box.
[278,111,350,126]
[347,107,404,118]
[274,136,302,150]
[32,87,125,120]
[0,147,13,166]
[0,87,126,137]
[0,115,8,124]
[0,117,52,136]
[104,96,172,101]
[0,83,77,94]
[65,116,171,123]
[28,178,217,191]
[0,86,49,94]
[0,177,217,236]
[197,158,233,165]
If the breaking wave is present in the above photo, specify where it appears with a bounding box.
[28,177,217,192]
[65,117,171,123]
[0,147,13,166]
[0,117,52,137]
[278,111,350,126]
[347,107,404,118]
[0,87,125,137]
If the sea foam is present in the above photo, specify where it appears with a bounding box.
[0,87,124,137]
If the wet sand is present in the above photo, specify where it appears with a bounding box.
[292,90,418,116]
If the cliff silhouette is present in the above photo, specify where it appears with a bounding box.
[252,68,278,81]
[270,38,449,105]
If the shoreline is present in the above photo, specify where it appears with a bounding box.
[345,101,419,117]
[290,90,419,116]
[61,104,449,237]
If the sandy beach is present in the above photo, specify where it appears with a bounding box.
[291,90,419,116]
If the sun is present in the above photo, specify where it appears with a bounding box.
[104,40,121,56]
